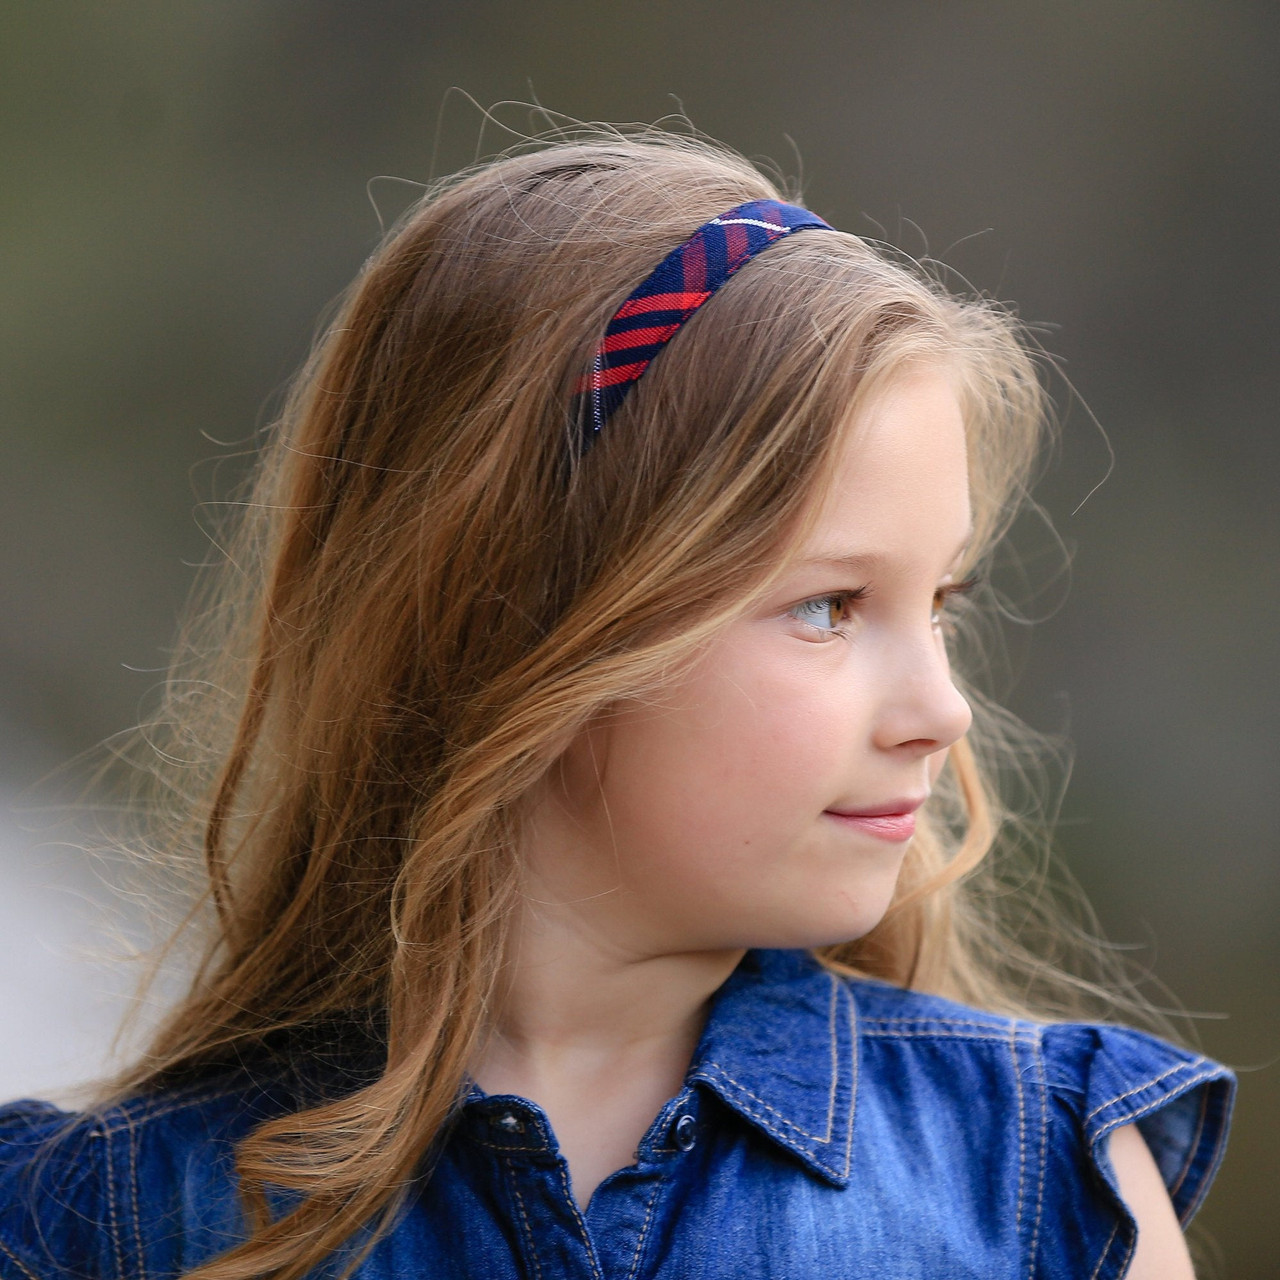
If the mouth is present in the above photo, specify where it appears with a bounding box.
[823,797,926,843]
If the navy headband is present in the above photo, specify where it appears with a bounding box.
[572,198,835,452]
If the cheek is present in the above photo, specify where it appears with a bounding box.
[601,646,849,858]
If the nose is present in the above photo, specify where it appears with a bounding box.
[871,629,973,758]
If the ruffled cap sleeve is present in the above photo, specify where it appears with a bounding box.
[0,1100,113,1279]
[1039,1023,1234,1279]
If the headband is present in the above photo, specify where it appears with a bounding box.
[572,198,835,452]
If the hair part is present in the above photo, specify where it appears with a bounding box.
[100,126,1133,1279]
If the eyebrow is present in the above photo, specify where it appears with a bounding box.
[799,551,888,573]
[798,530,974,573]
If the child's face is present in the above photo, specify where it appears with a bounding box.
[522,364,974,955]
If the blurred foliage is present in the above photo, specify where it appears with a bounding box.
[2,2,1276,1271]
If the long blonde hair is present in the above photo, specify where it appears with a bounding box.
[108,128,1126,1278]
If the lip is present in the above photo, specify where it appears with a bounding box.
[823,797,926,843]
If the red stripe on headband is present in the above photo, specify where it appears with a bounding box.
[614,290,711,319]
[724,221,751,267]
[574,359,651,394]
[600,323,683,354]
[682,235,707,293]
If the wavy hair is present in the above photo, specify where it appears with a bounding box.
[103,128,1121,1278]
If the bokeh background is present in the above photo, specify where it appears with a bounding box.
[3,2,1276,1272]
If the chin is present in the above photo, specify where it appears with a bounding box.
[747,906,894,953]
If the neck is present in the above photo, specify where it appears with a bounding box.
[463,774,748,1207]
[468,883,745,1212]
[473,892,744,1093]
[468,761,745,1100]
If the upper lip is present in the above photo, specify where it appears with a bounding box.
[825,797,927,818]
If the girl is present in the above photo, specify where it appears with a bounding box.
[0,130,1232,1279]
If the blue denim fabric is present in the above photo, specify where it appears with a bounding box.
[0,948,1234,1279]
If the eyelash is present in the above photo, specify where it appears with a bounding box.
[788,587,870,640]
[932,576,979,635]
[788,577,979,642]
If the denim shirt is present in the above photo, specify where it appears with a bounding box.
[0,948,1233,1279]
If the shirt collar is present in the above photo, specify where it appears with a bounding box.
[687,948,857,1187]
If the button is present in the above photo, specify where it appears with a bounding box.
[672,1113,697,1151]
[492,1111,526,1134]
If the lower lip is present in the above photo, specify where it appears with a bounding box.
[824,811,917,842]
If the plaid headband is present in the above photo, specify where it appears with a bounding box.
[572,198,835,452]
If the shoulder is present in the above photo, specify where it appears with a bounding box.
[845,975,1235,1211]
[0,1100,110,1280]
[846,974,1023,1036]
[0,1074,285,1280]
[842,974,1235,1277]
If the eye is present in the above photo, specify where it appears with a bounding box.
[787,588,868,640]
[931,576,979,635]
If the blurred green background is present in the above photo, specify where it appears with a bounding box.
[2,2,1276,1272]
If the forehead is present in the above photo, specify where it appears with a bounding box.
[797,366,971,567]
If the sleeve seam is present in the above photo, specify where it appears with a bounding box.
[1087,1068,1222,1138]
[1082,1060,1207,1126]
[98,1087,247,1135]
[0,1236,43,1280]
[1025,1025,1047,1279]
[124,1112,147,1280]
[1086,1221,1123,1280]
[858,1029,1031,1043]
[102,1123,125,1280]
[1167,1079,1210,1202]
